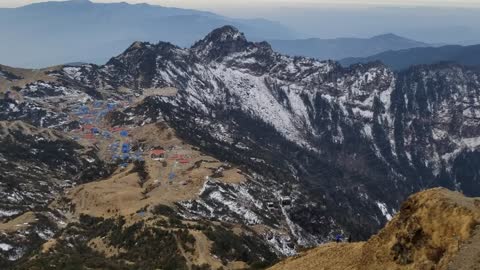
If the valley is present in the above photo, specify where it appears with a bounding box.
[1,25,480,269]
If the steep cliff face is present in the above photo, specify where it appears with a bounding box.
[2,26,480,265]
[392,64,480,196]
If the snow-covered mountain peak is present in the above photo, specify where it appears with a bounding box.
[193,25,246,47]
[3,25,480,268]
[191,25,273,62]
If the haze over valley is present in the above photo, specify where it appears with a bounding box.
[2,1,480,270]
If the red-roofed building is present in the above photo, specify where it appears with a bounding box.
[151,149,165,160]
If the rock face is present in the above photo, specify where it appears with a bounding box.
[269,188,480,270]
[2,25,480,267]
[56,26,480,243]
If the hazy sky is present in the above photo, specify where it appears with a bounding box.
[2,0,479,43]
[2,0,480,10]
[1,0,479,67]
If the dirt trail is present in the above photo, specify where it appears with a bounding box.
[448,226,480,270]
[174,234,193,270]
[190,230,224,269]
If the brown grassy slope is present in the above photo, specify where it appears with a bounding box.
[0,120,62,141]
[59,123,246,219]
[0,64,60,94]
[269,188,480,270]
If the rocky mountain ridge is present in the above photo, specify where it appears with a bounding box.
[60,25,480,237]
[1,25,480,269]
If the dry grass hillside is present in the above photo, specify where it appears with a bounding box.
[269,188,480,270]
[60,123,246,218]
[41,123,258,270]
[0,64,59,94]
[0,121,62,141]
[1,93,276,269]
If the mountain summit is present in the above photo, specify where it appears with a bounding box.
[195,25,247,45]
[2,26,480,269]
[192,25,273,62]
[192,26,248,59]
[0,1,295,68]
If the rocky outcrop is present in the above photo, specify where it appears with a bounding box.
[269,188,480,270]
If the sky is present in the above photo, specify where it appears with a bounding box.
[1,0,479,44]
[2,0,480,10]
[1,0,479,67]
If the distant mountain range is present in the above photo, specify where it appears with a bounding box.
[3,0,477,71]
[340,44,480,70]
[1,0,452,69]
[268,33,430,60]
[0,0,296,68]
